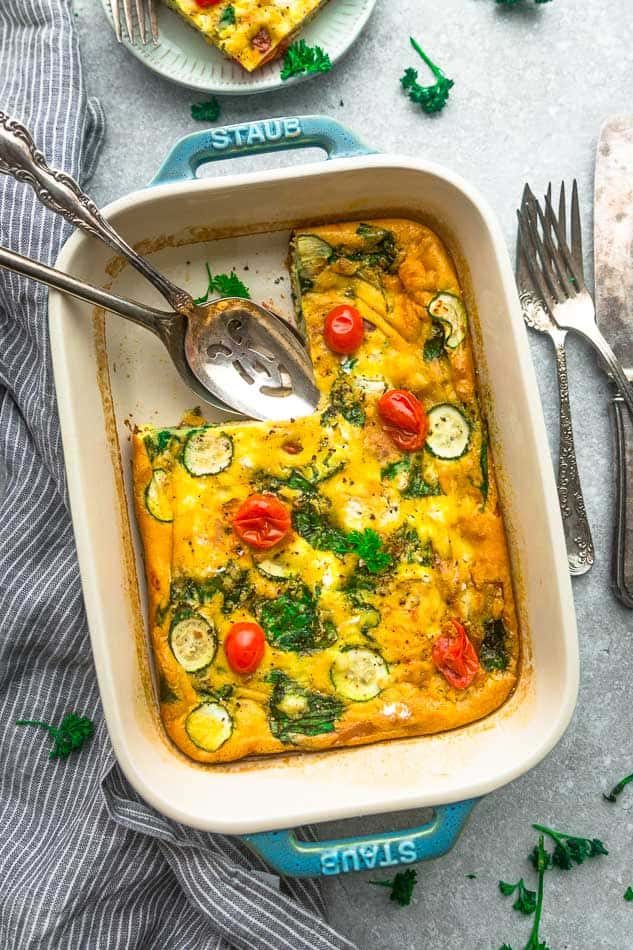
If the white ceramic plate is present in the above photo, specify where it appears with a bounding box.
[99,0,377,94]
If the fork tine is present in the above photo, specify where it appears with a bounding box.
[540,194,572,297]
[527,189,575,302]
[570,179,584,278]
[557,182,566,246]
[516,218,540,302]
[134,0,147,44]
[111,0,123,41]
[544,189,586,293]
[522,195,567,304]
[542,182,565,285]
[516,214,532,290]
[148,0,159,43]
[516,208,556,315]
[543,183,556,267]
[121,0,136,44]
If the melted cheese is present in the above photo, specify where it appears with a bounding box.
[132,218,520,764]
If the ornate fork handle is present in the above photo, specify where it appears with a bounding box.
[553,338,594,574]
[611,397,633,607]
[0,110,192,315]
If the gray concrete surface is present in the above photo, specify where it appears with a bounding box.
[75,0,633,946]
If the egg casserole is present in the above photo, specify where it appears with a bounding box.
[163,0,330,72]
[132,218,519,764]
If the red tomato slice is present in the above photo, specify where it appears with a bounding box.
[225,621,266,675]
[196,0,222,6]
[378,389,428,452]
[232,494,291,549]
[323,305,365,355]
[432,619,480,689]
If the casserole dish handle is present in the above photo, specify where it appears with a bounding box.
[150,115,375,185]
[241,798,479,878]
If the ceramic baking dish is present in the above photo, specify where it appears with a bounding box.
[49,116,578,877]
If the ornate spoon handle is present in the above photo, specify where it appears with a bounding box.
[0,110,192,314]
[553,336,595,575]
[0,242,170,334]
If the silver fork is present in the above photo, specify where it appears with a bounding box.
[518,188,633,431]
[112,0,158,45]
[517,182,594,575]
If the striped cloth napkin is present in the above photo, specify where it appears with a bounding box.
[0,3,355,948]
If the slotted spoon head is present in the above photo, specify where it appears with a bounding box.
[185,298,321,421]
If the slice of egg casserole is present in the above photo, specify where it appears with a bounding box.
[163,0,330,72]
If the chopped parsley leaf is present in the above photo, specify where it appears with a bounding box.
[280,41,331,81]
[194,262,250,304]
[191,98,221,122]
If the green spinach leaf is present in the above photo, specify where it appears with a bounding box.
[402,456,443,498]
[423,318,447,361]
[321,373,366,428]
[218,3,235,27]
[257,582,337,652]
[479,618,508,671]
[388,523,434,565]
[268,670,343,743]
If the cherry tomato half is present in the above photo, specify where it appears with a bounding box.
[196,0,222,7]
[232,494,291,549]
[323,305,365,355]
[224,621,266,675]
[432,619,480,690]
[377,389,429,452]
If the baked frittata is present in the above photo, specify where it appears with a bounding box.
[163,0,330,72]
[132,218,520,764]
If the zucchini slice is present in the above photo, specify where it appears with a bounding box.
[185,702,232,752]
[330,647,388,701]
[183,429,233,476]
[256,558,293,581]
[144,469,172,523]
[169,612,217,672]
[428,293,467,348]
[295,235,333,286]
[426,404,471,460]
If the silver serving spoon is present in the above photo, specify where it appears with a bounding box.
[0,111,319,421]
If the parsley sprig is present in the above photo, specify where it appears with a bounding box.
[369,869,417,907]
[194,262,250,304]
[523,836,549,949]
[499,823,607,947]
[530,824,608,870]
[280,40,331,81]
[16,713,94,759]
[500,836,550,950]
[400,37,454,115]
[604,771,633,803]
[346,528,392,573]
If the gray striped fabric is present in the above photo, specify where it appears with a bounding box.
[0,4,356,948]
